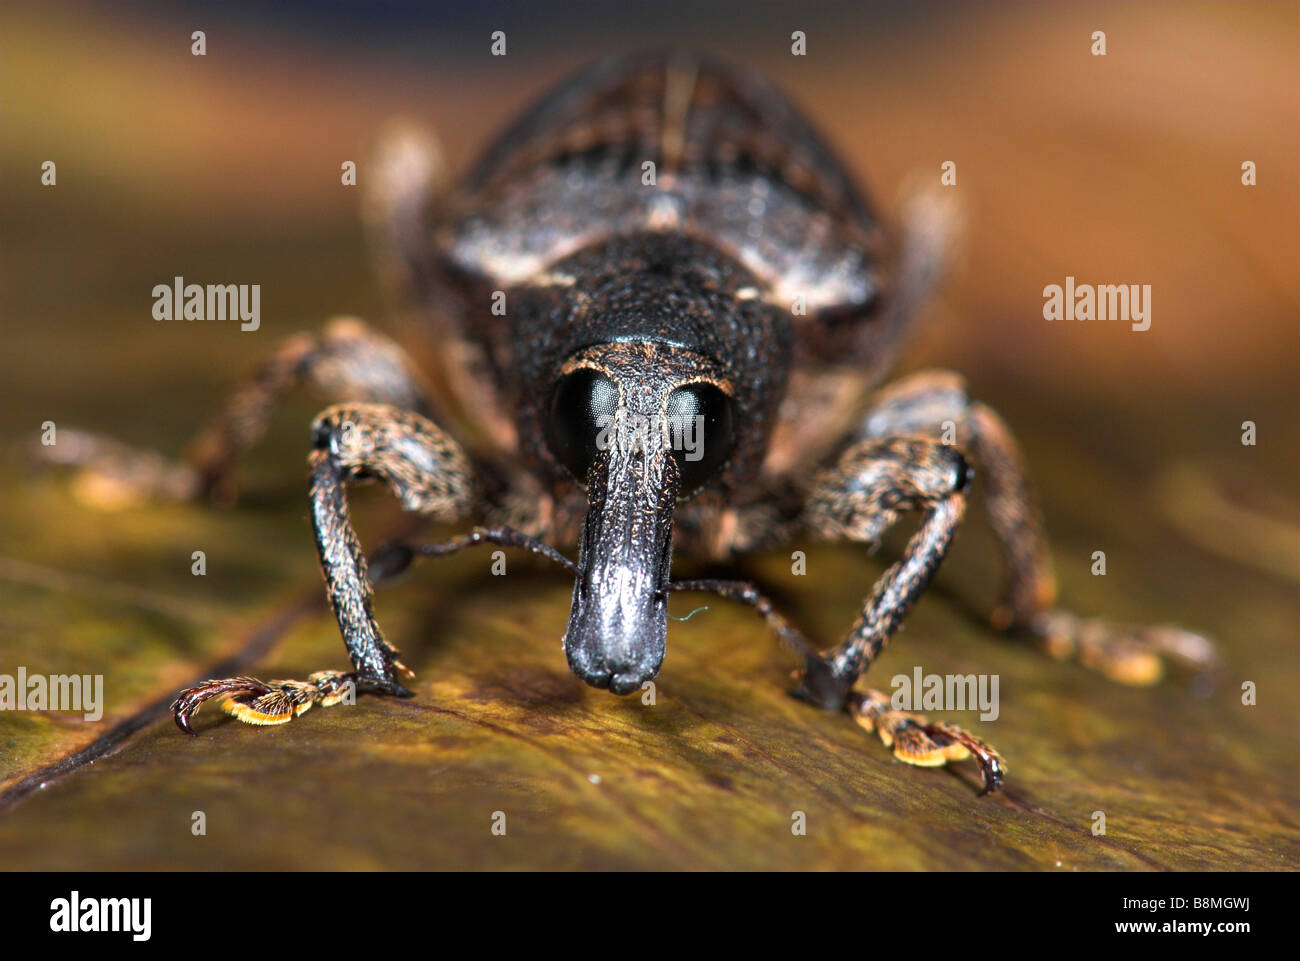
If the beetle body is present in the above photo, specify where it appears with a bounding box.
[79,50,1215,793]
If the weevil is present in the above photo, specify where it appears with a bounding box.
[57,52,1216,792]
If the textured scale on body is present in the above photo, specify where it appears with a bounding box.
[443,50,885,317]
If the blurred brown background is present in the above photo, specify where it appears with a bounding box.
[1,1,1296,870]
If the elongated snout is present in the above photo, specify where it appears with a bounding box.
[564,444,679,695]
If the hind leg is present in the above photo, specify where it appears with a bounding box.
[41,316,435,506]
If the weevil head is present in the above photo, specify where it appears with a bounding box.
[545,341,737,694]
[506,232,792,692]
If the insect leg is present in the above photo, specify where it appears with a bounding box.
[368,526,577,586]
[172,402,480,733]
[667,578,819,663]
[41,316,436,506]
[856,369,1217,683]
[789,435,1003,790]
[846,688,1005,794]
[172,671,393,735]
[852,369,1053,628]
[796,435,971,706]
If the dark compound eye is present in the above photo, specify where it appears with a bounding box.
[546,367,620,484]
[665,382,735,495]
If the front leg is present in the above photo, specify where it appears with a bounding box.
[797,436,971,706]
[305,403,478,684]
[852,369,1053,629]
[173,403,479,732]
[795,436,1005,790]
